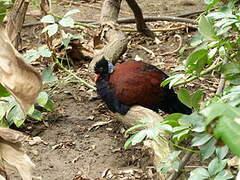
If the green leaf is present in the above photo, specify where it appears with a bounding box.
[221,62,240,75]
[191,116,205,133]
[41,67,58,83]
[172,126,189,133]
[27,105,34,115]
[214,170,233,180]
[164,113,182,127]
[37,91,49,107]
[7,104,25,127]
[208,157,227,176]
[205,0,221,11]
[28,109,42,121]
[200,103,226,124]
[0,84,10,97]
[171,161,180,172]
[216,146,228,160]
[191,89,204,110]
[44,99,54,112]
[131,130,147,145]
[125,124,146,135]
[64,9,80,17]
[172,129,190,142]
[38,46,52,57]
[59,17,74,27]
[124,134,136,149]
[62,37,71,48]
[200,138,216,160]
[191,133,212,146]
[24,49,40,63]
[214,113,240,157]
[42,23,58,37]
[198,15,216,40]
[208,47,218,59]
[0,1,12,23]
[0,118,9,128]
[186,48,208,73]
[190,34,203,47]
[207,12,226,19]
[161,74,185,87]
[189,168,210,180]
[146,128,160,140]
[41,15,55,23]
[217,26,231,36]
[168,151,181,161]
[215,19,229,28]
[177,88,192,108]
[219,46,226,58]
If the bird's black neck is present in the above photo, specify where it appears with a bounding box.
[99,73,109,80]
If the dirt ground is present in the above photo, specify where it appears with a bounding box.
[8,0,214,179]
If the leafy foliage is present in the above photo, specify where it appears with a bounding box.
[0,42,56,127]
[41,9,80,37]
[0,0,13,23]
[125,0,240,178]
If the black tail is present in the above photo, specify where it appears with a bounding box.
[161,91,192,115]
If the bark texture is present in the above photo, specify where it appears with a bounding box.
[6,0,29,49]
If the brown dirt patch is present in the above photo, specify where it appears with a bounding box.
[9,0,211,179]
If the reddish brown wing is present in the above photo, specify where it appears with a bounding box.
[109,61,169,107]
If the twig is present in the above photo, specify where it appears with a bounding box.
[216,58,227,95]
[55,60,96,90]
[116,16,197,25]
[159,34,183,56]
[167,151,194,180]
[174,61,223,87]
[122,25,197,32]
[138,45,155,57]
[170,141,199,153]
[177,10,204,18]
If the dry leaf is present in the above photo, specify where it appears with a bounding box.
[28,137,43,146]
[0,128,36,180]
[0,26,42,113]
[88,120,113,130]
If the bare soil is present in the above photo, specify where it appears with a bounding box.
[10,0,214,179]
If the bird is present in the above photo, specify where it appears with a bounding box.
[94,57,192,115]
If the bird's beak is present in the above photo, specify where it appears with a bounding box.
[95,74,100,81]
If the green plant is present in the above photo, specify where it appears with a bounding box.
[0,45,56,127]
[40,9,80,37]
[39,9,96,90]
[125,0,240,178]
[0,0,14,23]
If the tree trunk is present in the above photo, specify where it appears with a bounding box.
[89,0,128,70]
[126,0,155,38]
[5,0,29,49]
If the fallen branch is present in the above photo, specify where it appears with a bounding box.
[23,15,197,28]
[122,25,197,32]
[116,16,197,25]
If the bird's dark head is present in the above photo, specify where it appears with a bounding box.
[94,57,115,80]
